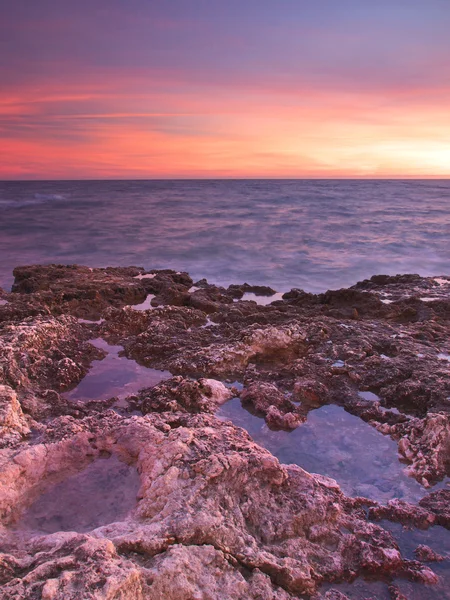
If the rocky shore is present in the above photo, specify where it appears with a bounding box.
[0,264,449,599]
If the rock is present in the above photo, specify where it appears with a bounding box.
[368,499,436,529]
[188,286,233,313]
[398,413,450,486]
[0,316,94,391]
[321,591,351,600]
[10,265,193,318]
[419,489,450,528]
[293,378,328,408]
[414,544,444,562]
[0,385,30,447]
[138,376,231,415]
[144,545,295,599]
[0,315,102,421]
[318,288,387,319]
[228,283,277,297]
[1,264,450,597]
[0,412,426,598]
[241,382,304,430]
[388,584,409,600]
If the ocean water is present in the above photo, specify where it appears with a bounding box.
[0,179,449,291]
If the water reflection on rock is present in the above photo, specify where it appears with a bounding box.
[384,521,450,599]
[240,292,285,305]
[217,399,426,503]
[65,338,170,402]
[130,294,156,311]
[14,455,140,534]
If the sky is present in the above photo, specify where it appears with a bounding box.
[1,0,450,179]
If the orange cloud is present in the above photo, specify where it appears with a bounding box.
[1,75,450,179]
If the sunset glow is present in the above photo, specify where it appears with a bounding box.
[1,1,449,179]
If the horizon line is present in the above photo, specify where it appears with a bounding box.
[2,176,450,183]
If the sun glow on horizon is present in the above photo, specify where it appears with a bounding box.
[1,1,450,179]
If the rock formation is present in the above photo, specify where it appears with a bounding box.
[0,264,449,598]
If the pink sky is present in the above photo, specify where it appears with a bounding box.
[1,1,449,179]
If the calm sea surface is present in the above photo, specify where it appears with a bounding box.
[0,179,449,292]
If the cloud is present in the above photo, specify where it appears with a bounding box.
[1,0,449,177]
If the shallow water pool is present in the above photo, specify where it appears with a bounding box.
[217,399,427,503]
[65,338,171,402]
[14,455,140,534]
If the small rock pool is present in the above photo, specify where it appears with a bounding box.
[13,455,140,534]
[217,399,428,503]
[65,338,171,402]
[321,523,450,599]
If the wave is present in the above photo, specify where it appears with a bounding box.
[0,193,67,209]
[34,193,66,201]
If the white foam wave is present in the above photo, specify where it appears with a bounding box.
[34,193,66,201]
[0,193,67,209]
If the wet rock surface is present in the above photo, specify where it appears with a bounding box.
[0,264,449,598]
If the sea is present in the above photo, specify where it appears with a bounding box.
[0,179,449,291]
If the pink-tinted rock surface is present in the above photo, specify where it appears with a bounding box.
[0,264,449,599]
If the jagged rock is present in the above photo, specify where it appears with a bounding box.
[241,382,304,430]
[388,584,409,600]
[10,265,193,318]
[368,498,437,529]
[187,286,234,313]
[419,489,450,528]
[228,283,277,297]
[414,544,444,562]
[138,376,231,415]
[0,316,102,421]
[1,264,449,597]
[0,385,31,447]
[399,413,450,486]
[0,316,94,392]
[321,592,351,600]
[0,413,436,598]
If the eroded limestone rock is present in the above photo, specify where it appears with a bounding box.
[0,385,31,448]
[1,264,450,598]
[137,376,231,415]
[0,413,436,598]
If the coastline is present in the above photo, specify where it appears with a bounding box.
[0,264,449,599]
